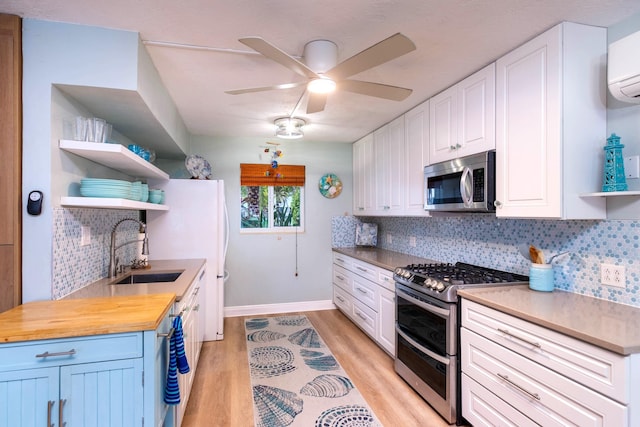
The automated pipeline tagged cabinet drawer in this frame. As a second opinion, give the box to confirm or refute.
[0,333,143,371]
[461,327,626,427]
[462,373,538,427]
[351,259,378,282]
[351,299,376,339]
[333,286,353,314]
[333,253,354,270]
[377,269,395,292]
[351,275,378,310]
[461,299,627,404]
[333,265,353,292]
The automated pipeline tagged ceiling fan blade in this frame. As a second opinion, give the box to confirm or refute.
[338,80,412,101]
[225,81,307,95]
[325,33,416,80]
[306,92,327,114]
[239,37,319,79]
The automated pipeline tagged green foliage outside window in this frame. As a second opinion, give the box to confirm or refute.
[241,185,303,230]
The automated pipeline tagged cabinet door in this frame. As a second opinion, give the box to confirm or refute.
[429,85,458,164]
[495,25,562,218]
[0,367,59,427]
[377,287,395,356]
[387,116,405,213]
[373,126,390,213]
[60,358,143,427]
[352,133,375,214]
[404,100,430,216]
[457,63,495,157]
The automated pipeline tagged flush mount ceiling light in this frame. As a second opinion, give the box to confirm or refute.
[274,117,306,139]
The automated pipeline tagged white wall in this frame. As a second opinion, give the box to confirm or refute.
[189,136,352,308]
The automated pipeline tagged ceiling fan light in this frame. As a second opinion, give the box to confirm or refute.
[274,117,305,139]
[307,77,336,94]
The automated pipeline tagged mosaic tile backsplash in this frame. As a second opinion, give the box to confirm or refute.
[332,215,640,308]
[53,208,141,299]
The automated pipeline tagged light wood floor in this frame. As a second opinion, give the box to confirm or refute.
[181,309,453,427]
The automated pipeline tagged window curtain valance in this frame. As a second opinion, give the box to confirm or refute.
[240,163,306,186]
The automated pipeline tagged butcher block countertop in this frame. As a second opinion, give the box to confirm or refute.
[459,285,640,355]
[333,247,438,271]
[0,293,175,344]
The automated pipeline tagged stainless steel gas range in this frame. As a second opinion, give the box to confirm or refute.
[393,262,528,424]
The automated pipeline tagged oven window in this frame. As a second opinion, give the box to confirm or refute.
[426,172,463,205]
[397,334,448,400]
[396,293,448,357]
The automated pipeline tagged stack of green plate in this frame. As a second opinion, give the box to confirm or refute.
[80,178,132,199]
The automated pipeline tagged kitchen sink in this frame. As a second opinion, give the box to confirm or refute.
[114,271,183,285]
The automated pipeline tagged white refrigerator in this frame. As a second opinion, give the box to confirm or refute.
[146,179,228,341]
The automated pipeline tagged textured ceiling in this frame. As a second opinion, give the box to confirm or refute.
[3,0,640,143]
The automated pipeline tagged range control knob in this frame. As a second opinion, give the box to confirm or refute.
[435,282,446,292]
[403,271,412,279]
[394,267,403,275]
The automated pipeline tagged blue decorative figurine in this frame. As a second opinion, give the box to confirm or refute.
[602,133,628,192]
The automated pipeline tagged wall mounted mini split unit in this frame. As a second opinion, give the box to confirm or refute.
[608,30,640,103]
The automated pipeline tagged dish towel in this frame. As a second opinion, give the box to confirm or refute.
[164,316,191,405]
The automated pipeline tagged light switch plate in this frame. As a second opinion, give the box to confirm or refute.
[624,155,639,179]
[80,226,91,246]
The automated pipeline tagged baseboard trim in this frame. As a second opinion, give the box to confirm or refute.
[225,300,336,317]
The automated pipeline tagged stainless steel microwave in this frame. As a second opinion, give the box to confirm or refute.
[424,150,496,212]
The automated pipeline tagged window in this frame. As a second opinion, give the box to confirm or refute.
[240,164,305,233]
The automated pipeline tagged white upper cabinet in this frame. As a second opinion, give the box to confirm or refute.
[353,133,375,214]
[404,100,430,216]
[373,116,405,214]
[430,63,496,164]
[494,22,606,219]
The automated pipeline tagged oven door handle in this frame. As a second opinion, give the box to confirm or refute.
[396,288,450,319]
[396,325,450,366]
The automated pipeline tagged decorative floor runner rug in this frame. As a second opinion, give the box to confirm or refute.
[245,315,382,427]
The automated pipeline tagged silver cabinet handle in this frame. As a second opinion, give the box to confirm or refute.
[193,286,200,296]
[47,400,55,427]
[356,266,368,273]
[336,257,345,262]
[356,311,367,321]
[36,349,76,358]
[336,275,345,281]
[494,200,502,207]
[497,328,541,349]
[59,398,67,427]
[158,327,175,339]
[194,304,200,312]
[355,287,368,294]
[496,373,541,401]
[450,145,456,150]
[336,296,345,302]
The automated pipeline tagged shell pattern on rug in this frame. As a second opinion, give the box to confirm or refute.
[303,354,340,371]
[248,330,287,343]
[253,384,304,427]
[250,346,297,378]
[288,327,322,348]
[300,349,324,358]
[300,374,354,398]
[246,318,270,330]
[275,315,309,326]
[314,404,377,427]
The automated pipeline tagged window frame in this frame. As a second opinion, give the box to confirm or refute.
[240,184,305,234]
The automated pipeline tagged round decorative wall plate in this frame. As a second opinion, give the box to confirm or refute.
[318,173,342,199]
[185,154,212,179]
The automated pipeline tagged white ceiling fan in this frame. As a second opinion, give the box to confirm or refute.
[225,33,417,114]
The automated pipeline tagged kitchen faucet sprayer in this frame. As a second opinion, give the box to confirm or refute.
[109,218,149,278]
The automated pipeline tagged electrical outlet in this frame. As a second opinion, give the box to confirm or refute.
[409,236,417,247]
[80,226,91,246]
[387,233,393,244]
[601,263,626,288]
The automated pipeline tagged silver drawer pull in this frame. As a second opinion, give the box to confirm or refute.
[356,266,368,273]
[194,304,200,311]
[497,328,541,349]
[36,349,76,358]
[158,327,175,339]
[336,275,345,281]
[356,287,368,294]
[496,373,541,401]
[336,296,345,302]
[356,311,367,320]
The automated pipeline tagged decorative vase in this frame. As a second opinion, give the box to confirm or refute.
[602,133,628,192]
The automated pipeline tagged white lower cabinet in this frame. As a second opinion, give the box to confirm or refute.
[332,252,395,356]
[460,299,636,427]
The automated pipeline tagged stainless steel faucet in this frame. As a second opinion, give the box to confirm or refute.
[109,218,149,278]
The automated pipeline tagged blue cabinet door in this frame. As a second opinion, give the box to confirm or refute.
[60,358,143,427]
[0,367,59,427]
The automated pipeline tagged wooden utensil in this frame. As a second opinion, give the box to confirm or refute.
[529,245,545,264]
